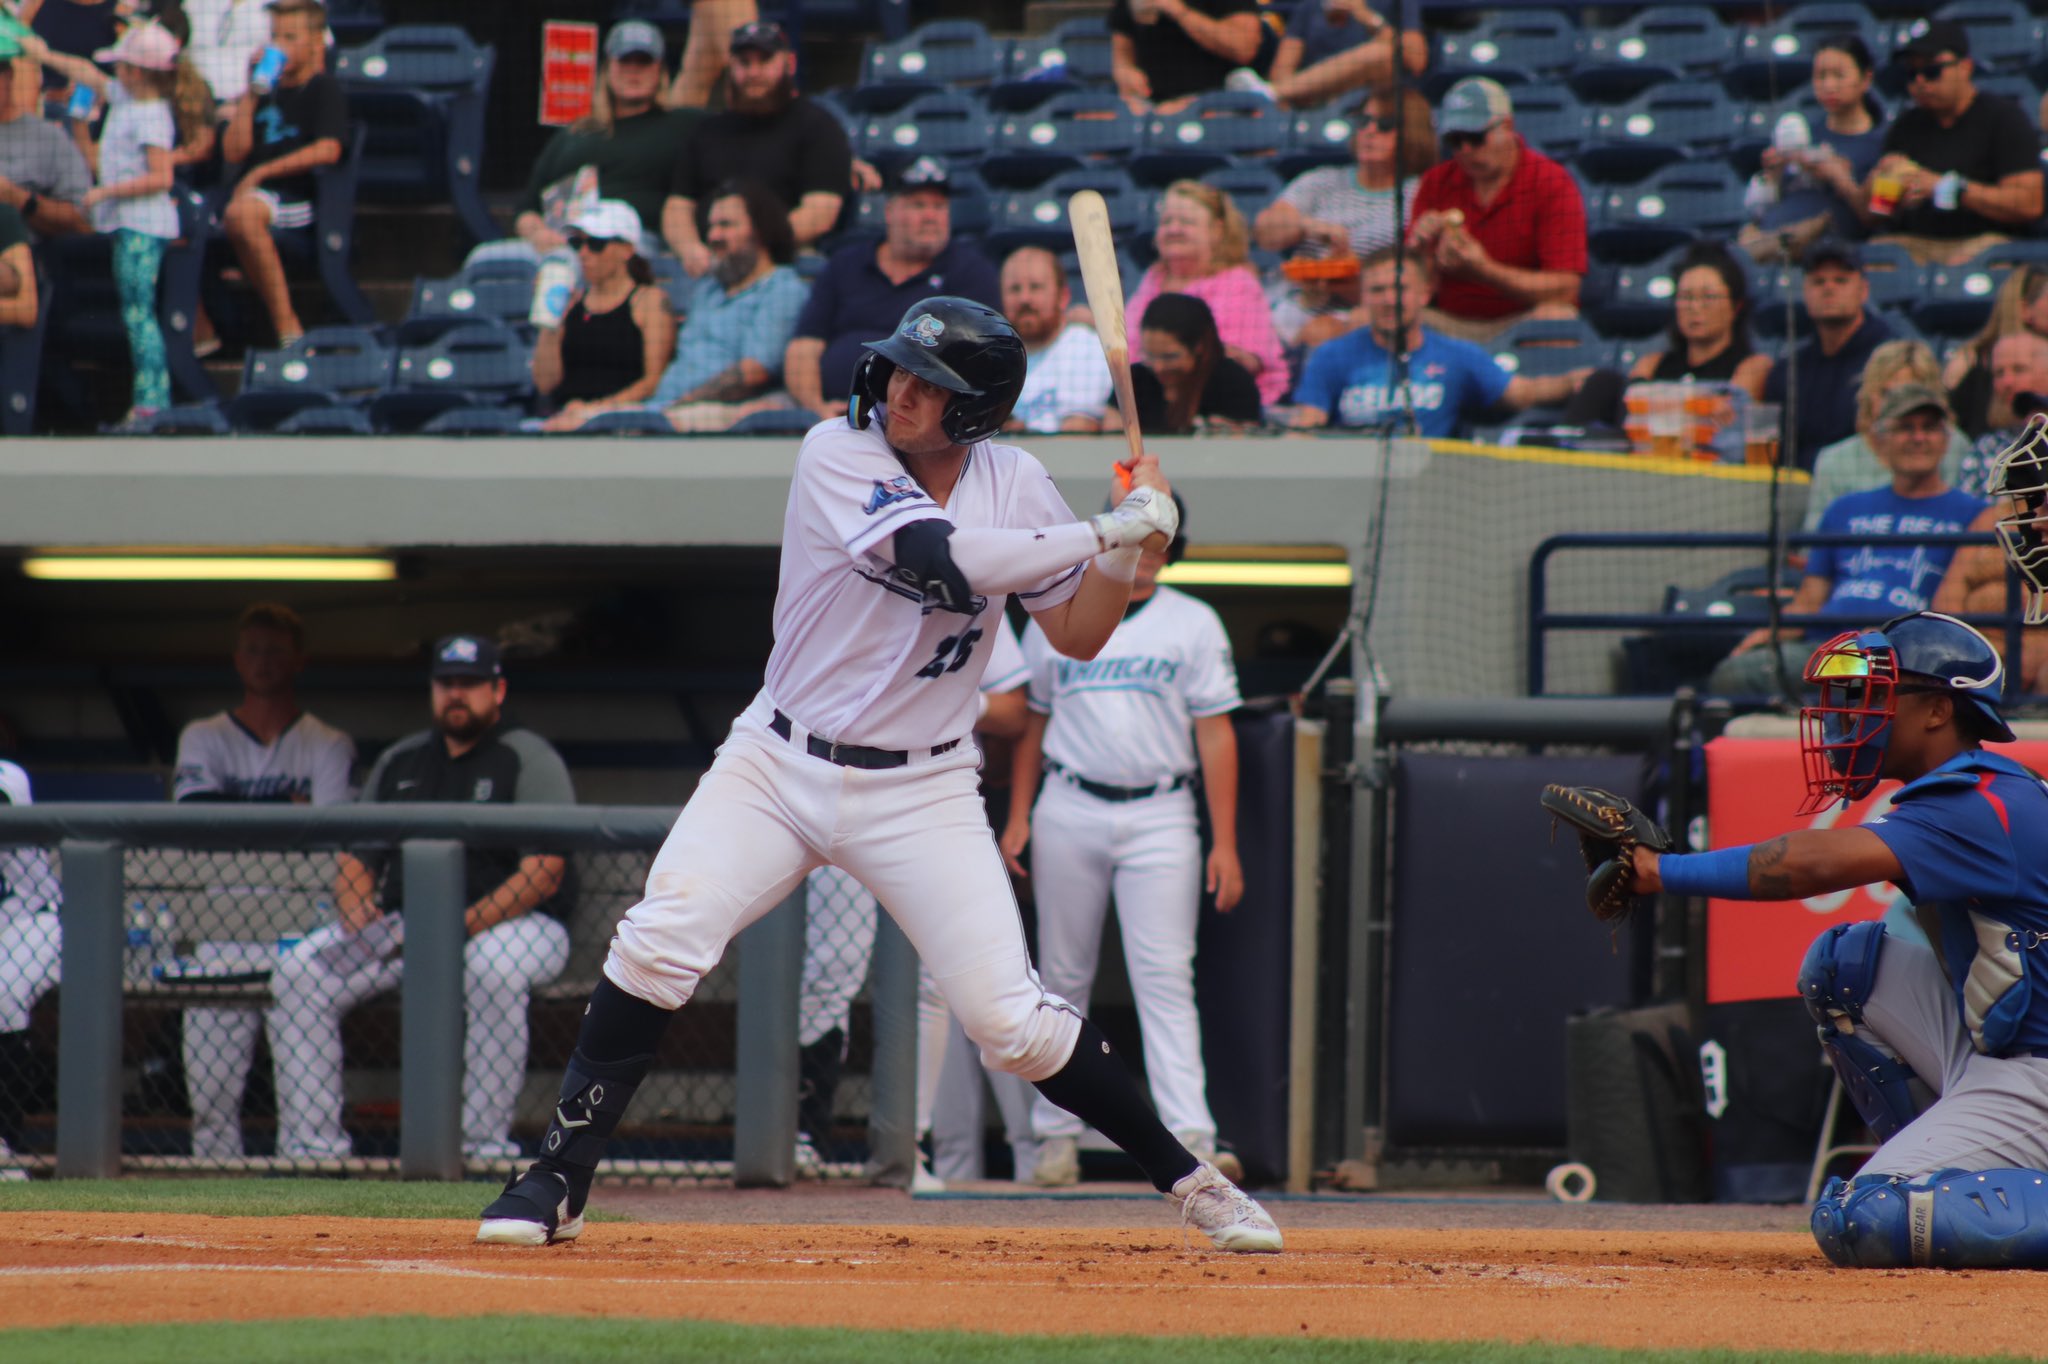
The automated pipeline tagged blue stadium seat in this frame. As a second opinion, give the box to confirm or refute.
[1857,241,1936,315]
[1973,72,2043,115]
[227,388,352,432]
[410,260,539,335]
[1434,9,1580,80]
[1586,243,1697,337]
[1278,102,1358,179]
[275,404,375,435]
[728,406,823,435]
[994,17,1112,110]
[324,0,384,44]
[987,168,1146,256]
[1201,165,1286,230]
[1489,315,1609,378]
[1915,261,2020,337]
[984,90,1141,187]
[761,0,910,43]
[566,409,677,435]
[243,326,395,399]
[334,26,498,244]
[1589,161,1748,262]
[391,319,533,400]
[243,121,376,329]
[0,259,49,436]
[1507,86,1593,161]
[855,20,1002,112]
[1727,4,1882,103]
[1132,91,1284,184]
[859,92,994,174]
[1934,0,2044,74]
[116,403,231,435]
[1578,81,1745,183]
[1573,6,1737,104]
[159,188,221,404]
[385,395,509,434]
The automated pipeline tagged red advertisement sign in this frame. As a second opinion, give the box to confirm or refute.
[539,22,600,128]
[1703,736,2048,1004]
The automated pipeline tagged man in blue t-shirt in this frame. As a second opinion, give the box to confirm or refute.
[1708,383,1986,695]
[1291,247,1589,438]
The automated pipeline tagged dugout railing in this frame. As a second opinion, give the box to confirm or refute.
[0,804,923,1187]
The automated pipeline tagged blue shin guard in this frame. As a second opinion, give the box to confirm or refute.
[1799,921,1924,1140]
[1813,1168,2048,1268]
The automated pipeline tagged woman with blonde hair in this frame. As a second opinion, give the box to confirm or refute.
[1128,180,1290,405]
[1942,265,2048,439]
[1803,338,1970,529]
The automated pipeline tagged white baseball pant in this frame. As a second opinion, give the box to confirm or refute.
[0,912,60,1034]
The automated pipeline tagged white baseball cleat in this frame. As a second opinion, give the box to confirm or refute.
[1033,1135,1079,1187]
[476,1167,585,1246]
[1169,1162,1283,1253]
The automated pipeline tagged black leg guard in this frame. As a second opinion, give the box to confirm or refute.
[477,1048,653,1246]
[797,1027,845,1149]
[1032,1019,1200,1192]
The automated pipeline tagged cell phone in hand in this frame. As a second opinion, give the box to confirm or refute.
[65,84,98,120]
[251,44,287,93]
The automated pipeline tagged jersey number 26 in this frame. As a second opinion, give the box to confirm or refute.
[916,629,983,679]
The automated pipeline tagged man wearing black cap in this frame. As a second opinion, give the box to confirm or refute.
[783,156,1000,422]
[1864,19,2042,266]
[660,21,852,274]
[267,634,578,1163]
[1763,239,1892,470]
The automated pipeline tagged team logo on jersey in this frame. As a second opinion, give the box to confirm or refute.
[473,777,494,801]
[901,313,946,347]
[864,474,924,515]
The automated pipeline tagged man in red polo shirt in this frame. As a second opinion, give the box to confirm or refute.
[1407,77,1588,343]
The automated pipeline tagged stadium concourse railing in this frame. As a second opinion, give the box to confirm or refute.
[0,804,924,1187]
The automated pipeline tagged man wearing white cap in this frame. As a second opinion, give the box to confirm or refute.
[531,198,674,432]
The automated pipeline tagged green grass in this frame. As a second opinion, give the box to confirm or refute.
[0,1318,2017,1364]
[1,1177,624,1221]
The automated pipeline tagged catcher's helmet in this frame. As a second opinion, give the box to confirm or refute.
[851,297,1027,445]
[1989,411,2048,624]
[1798,611,2013,812]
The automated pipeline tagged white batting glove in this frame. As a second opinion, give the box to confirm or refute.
[1089,485,1179,551]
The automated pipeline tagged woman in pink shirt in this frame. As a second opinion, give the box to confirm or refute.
[1128,181,1288,407]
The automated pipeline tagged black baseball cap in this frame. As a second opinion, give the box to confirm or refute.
[729,20,790,55]
[430,634,502,680]
[1897,19,1969,63]
[2015,391,2048,420]
[1803,238,1863,272]
[888,155,952,196]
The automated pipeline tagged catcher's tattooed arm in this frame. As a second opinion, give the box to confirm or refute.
[1631,829,1904,899]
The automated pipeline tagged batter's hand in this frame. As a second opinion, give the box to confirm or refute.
[1124,450,1170,497]
[999,816,1031,878]
[1207,846,1244,912]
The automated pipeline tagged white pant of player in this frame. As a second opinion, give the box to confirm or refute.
[1852,932,2048,1179]
[265,916,569,1158]
[0,911,61,1034]
[1028,779,1215,1144]
[607,702,1083,1085]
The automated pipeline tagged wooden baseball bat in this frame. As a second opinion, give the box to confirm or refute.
[1068,189,1169,553]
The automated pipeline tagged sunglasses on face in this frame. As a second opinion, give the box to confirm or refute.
[567,235,617,252]
[1906,58,1959,82]
[1356,113,1397,133]
[1442,123,1497,151]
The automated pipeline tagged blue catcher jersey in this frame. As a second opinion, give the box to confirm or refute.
[1864,750,2048,1056]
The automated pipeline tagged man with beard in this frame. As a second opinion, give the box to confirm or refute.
[660,21,851,274]
[785,157,1000,423]
[1002,246,1113,434]
[650,179,809,432]
[267,635,576,1163]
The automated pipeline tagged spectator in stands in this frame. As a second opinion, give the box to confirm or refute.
[20,0,118,94]
[1292,246,1589,437]
[1107,292,1263,433]
[1955,332,2048,498]
[661,21,850,273]
[27,25,182,428]
[0,202,35,328]
[269,634,576,1162]
[184,0,274,106]
[1130,180,1288,405]
[1001,245,1113,434]
[514,22,699,258]
[1252,0,1427,110]
[784,156,998,423]
[0,22,93,240]
[1762,239,1893,470]
[1804,339,1969,532]
[1862,20,2042,267]
[1622,241,1771,399]
[1110,0,1260,116]
[1942,265,2048,440]
[1934,379,2048,687]
[530,200,674,433]
[171,602,356,1162]
[149,5,221,174]
[1407,78,1586,343]
[652,180,808,433]
[208,0,345,349]
[661,0,756,111]
[1738,37,1887,264]
[0,758,61,1180]
[1708,383,1984,695]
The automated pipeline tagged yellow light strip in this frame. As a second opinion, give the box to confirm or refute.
[21,557,397,582]
[1158,561,1353,588]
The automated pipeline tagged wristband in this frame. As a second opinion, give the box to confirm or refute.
[1657,846,1753,900]
[1092,545,1141,582]
[1933,172,1964,211]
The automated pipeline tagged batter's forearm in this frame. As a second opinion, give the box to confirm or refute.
[947,523,1102,594]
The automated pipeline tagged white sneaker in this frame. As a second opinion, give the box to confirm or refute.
[794,1137,824,1180]
[1033,1135,1079,1187]
[911,1155,945,1194]
[1169,1162,1283,1253]
[0,1136,27,1182]
[1224,67,1279,104]
[1178,1130,1245,1184]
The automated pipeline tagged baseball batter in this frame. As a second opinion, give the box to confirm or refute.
[478,296,1281,1252]
[0,761,60,1177]
[1001,501,1247,1186]
[1612,612,2048,1268]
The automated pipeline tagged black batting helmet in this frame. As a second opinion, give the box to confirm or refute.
[851,297,1027,445]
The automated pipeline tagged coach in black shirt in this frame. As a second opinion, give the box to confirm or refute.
[660,21,852,274]
[1864,20,2043,265]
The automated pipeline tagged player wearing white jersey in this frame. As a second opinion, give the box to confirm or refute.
[479,296,1280,1252]
[0,760,61,1177]
[1001,505,1246,1186]
[172,604,357,1161]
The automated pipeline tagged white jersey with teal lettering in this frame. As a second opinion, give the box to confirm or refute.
[0,760,58,916]
[762,419,1083,753]
[1023,585,1240,786]
[171,712,356,805]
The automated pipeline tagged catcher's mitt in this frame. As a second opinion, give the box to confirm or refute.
[1539,784,1675,921]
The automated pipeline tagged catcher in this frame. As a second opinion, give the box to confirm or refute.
[1546,611,2048,1269]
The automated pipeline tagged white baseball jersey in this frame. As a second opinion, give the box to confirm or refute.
[172,712,356,805]
[983,611,1028,695]
[763,420,1083,752]
[1024,586,1241,786]
[0,760,58,916]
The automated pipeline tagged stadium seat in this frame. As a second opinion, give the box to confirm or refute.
[275,404,375,435]
[1433,9,1580,80]
[759,0,910,43]
[1586,242,1697,337]
[986,168,1145,256]
[242,327,395,399]
[334,26,498,244]
[160,187,221,404]
[0,259,50,436]
[994,16,1112,110]
[1506,86,1593,162]
[1589,161,1748,262]
[381,394,507,434]
[226,388,351,432]
[1726,3,1882,103]
[566,409,677,435]
[1915,261,2019,337]
[1573,6,1737,104]
[279,121,377,328]
[1201,165,1286,229]
[391,319,533,401]
[409,260,540,336]
[1854,241,1934,315]
[855,20,1001,112]
[858,92,994,175]
[324,0,384,44]
[1972,72,2044,114]
[1489,315,1609,378]
[1933,0,2044,74]
[1278,102,1357,180]
[1132,92,1284,184]
[984,90,1141,188]
[116,403,231,435]
[1578,82,1745,184]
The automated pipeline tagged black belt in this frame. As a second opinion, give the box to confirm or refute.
[771,710,961,769]
[1046,758,1192,802]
